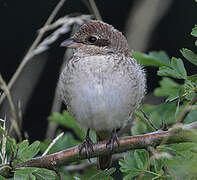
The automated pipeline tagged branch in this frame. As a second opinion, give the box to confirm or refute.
[88,0,102,20]
[15,121,197,169]
[0,75,22,140]
[177,93,197,123]
[0,0,66,105]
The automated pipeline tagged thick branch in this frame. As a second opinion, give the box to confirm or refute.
[15,122,197,169]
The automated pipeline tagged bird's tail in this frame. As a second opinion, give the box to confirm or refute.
[96,131,112,170]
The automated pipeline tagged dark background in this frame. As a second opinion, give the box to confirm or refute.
[0,0,196,140]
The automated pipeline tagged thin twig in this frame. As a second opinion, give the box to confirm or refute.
[0,75,22,141]
[141,110,158,131]
[45,16,91,139]
[177,93,197,123]
[1,116,7,164]
[15,121,197,170]
[88,0,102,20]
[0,0,66,105]
[42,132,64,157]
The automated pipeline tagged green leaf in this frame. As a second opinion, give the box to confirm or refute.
[134,150,148,170]
[158,57,187,79]
[154,77,182,102]
[40,133,79,154]
[0,175,7,180]
[33,168,57,180]
[181,48,197,66]
[149,102,181,126]
[159,143,197,179]
[14,168,36,180]
[191,24,197,37]
[88,168,116,180]
[48,111,85,140]
[132,51,170,67]
[152,159,166,173]
[119,152,139,173]
[119,150,149,178]
[0,126,17,153]
[187,74,197,83]
[16,141,40,163]
[14,168,56,180]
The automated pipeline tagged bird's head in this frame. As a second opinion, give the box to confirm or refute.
[61,20,130,56]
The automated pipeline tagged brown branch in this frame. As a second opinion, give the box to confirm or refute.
[15,121,197,170]
[177,93,197,123]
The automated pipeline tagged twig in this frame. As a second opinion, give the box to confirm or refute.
[15,121,197,170]
[34,15,91,55]
[0,75,22,141]
[0,116,7,164]
[177,93,197,123]
[42,132,64,157]
[0,0,66,105]
[141,110,158,131]
[88,0,102,20]
[45,16,91,139]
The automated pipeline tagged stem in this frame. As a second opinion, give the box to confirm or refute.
[14,121,197,170]
[177,93,197,123]
[0,0,66,105]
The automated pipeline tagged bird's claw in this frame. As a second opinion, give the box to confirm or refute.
[78,129,94,162]
[106,129,120,152]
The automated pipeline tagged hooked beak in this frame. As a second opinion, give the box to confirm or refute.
[60,38,80,48]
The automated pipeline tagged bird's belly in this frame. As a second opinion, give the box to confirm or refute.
[59,55,145,131]
[68,77,134,131]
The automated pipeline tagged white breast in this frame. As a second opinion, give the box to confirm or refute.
[59,55,145,131]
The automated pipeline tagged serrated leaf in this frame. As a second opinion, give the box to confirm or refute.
[154,77,182,102]
[119,151,141,174]
[48,111,85,140]
[149,102,181,126]
[191,24,197,37]
[134,150,148,170]
[17,141,40,163]
[17,140,29,155]
[40,133,79,154]
[88,168,115,180]
[14,168,56,180]
[33,168,57,180]
[14,168,36,180]
[0,175,7,180]
[132,51,170,67]
[187,74,197,83]
[158,57,187,79]
[181,48,197,66]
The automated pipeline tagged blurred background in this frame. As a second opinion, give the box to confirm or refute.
[0,0,196,141]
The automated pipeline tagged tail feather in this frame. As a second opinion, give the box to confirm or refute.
[98,154,112,170]
[96,130,112,170]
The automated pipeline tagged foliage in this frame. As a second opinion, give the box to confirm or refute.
[1,6,197,180]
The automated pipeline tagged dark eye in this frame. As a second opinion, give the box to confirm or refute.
[87,36,97,43]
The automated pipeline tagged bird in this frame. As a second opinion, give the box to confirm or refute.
[59,20,146,170]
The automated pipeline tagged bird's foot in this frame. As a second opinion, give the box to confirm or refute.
[106,129,120,152]
[78,129,94,162]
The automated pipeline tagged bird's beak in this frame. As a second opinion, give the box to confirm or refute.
[60,38,80,48]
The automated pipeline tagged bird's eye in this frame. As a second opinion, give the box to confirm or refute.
[87,36,97,43]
